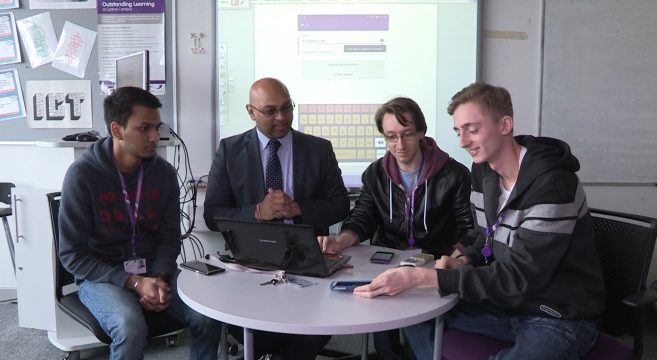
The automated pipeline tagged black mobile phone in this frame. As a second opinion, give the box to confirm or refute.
[329,280,372,292]
[370,251,394,264]
[180,260,225,275]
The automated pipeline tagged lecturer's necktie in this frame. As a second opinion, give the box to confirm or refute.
[265,139,283,191]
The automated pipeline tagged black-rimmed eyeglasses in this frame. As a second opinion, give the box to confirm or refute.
[249,101,295,117]
[383,132,418,144]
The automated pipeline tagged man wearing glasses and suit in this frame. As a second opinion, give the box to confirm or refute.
[204,77,349,360]
[318,97,475,360]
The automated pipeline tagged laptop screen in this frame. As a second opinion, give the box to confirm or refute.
[214,218,349,277]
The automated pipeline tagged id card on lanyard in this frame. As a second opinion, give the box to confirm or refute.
[117,164,147,274]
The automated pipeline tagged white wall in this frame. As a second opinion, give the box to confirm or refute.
[481,0,543,136]
[175,0,216,178]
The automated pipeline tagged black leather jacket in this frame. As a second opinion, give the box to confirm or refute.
[341,138,475,257]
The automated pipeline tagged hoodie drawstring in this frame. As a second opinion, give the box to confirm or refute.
[388,179,393,223]
[423,179,428,233]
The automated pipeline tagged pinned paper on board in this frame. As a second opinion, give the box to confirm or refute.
[0,68,26,122]
[26,80,92,129]
[0,0,19,10]
[29,0,95,9]
[52,21,97,78]
[16,12,58,68]
[0,12,21,65]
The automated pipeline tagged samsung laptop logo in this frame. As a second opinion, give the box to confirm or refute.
[258,238,278,244]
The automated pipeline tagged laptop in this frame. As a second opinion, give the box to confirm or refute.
[214,218,351,277]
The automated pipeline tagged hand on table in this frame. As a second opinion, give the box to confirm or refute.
[353,266,437,298]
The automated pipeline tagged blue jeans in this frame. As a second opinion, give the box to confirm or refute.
[79,270,222,360]
[403,302,598,360]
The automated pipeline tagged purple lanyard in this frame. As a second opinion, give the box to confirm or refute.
[403,160,423,248]
[404,190,417,248]
[482,212,504,264]
[116,164,144,257]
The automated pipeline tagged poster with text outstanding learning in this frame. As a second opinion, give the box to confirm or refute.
[16,12,58,68]
[53,21,97,78]
[30,0,96,9]
[0,12,21,65]
[26,80,92,129]
[97,0,166,95]
[0,69,25,122]
[0,0,19,10]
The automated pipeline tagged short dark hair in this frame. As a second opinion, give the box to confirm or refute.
[447,82,513,120]
[104,87,162,134]
[374,97,427,135]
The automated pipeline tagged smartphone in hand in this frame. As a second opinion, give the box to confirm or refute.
[329,280,372,292]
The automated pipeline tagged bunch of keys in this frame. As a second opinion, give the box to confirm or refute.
[259,273,286,286]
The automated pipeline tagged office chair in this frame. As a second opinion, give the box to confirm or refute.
[0,182,15,274]
[441,208,657,360]
[47,192,185,360]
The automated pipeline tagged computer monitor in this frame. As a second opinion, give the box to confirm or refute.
[115,50,149,91]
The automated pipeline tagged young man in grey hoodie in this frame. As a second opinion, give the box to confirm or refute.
[58,87,221,360]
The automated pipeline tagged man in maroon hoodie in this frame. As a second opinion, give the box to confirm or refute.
[318,97,475,360]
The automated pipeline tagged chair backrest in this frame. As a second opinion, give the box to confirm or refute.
[46,192,76,300]
[590,208,657,338]
[0,182,15,206]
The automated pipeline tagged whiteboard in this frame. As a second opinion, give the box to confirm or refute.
[0,1,175,141]
[540,0,657,184]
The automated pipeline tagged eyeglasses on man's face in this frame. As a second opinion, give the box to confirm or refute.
[383,131,418,144]
[249,101,295,117]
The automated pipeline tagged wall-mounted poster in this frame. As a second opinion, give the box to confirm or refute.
[52,21,97,78]
[29,0,95,10]
[26,80,92,128]
[0,12,21,65]
[0,0,19,10]
[97,0,165,95]
[0,68,26,122]
[16,12,57,68]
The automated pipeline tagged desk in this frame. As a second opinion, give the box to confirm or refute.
[178,246,458,360]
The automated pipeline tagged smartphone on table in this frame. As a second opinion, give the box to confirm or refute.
[329,280,372,292]
[180,260,225,275]
[370,251,394,264]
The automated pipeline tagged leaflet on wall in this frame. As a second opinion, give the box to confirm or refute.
[16,12,58,68]
[97,0,166,95]
[0,12,21,65]
[26,80,92,129]
[0,69,26,122]
[52,21,97,78]
[29,0,95,9]
[0,0,19,10]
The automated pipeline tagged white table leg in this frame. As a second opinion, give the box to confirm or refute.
[244,327,254,360]
[433,315,445,360]
[361,333,369,360]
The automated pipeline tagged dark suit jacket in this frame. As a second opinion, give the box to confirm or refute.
[204,128,349,235]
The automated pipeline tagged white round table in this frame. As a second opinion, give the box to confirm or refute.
[178,245,458,360]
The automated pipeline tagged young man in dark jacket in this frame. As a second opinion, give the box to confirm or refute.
[59,87,221,359]
[318,97,475,360]
[352,83,605,360]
